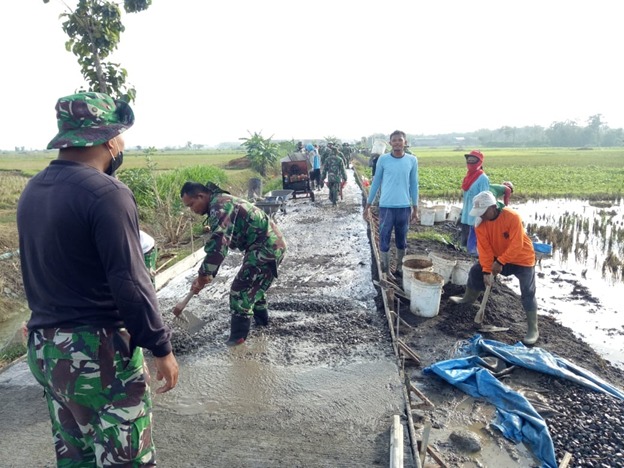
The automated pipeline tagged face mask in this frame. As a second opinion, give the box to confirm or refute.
[106,140,124,176]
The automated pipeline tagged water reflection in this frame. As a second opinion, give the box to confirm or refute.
[520,198,624,284]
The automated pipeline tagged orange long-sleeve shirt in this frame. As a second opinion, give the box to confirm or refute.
[475,208,535,273]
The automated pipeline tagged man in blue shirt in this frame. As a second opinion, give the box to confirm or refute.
[363,130,419,277]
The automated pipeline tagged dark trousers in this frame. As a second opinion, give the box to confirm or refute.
[467,262,537,312]
[378,207,410,252]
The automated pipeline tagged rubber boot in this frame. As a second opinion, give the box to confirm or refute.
[394,249,406,278]
[253,309,269,327]
[449,287,480,305]
[523,309,539,345]
[380,251,390,275]
[225,314,251,347]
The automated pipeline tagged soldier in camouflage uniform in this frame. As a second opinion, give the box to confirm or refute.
[180,181,287,346]
[17,92,178,467]
[321,148,348,206]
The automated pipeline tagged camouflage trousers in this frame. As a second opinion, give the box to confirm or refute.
[327,182,340,205]
[27,327,155,467]
[230,247,285,317]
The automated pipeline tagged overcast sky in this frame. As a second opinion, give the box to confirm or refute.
[2,0,622,150]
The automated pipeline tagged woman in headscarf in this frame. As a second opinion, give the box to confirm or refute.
[459,150,489,254]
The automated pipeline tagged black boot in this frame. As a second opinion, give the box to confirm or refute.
[225,314,251,347]
[253,309,269,327]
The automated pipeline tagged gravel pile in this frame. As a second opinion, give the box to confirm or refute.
[542,376,624,467]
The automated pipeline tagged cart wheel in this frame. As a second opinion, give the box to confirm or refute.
[310,191,315,202]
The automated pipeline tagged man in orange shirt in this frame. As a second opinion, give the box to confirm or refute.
[450,191,539,345]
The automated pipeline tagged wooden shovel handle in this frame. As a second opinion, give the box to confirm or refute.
[172,291,195,316]
[474,284,492,324]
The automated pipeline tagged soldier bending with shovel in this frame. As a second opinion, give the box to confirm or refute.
[180,181,287,346]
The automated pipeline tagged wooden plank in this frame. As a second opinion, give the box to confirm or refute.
[389,415,403,468]
[388,310,413,329]
[419,424,431,467]
[559,452,573,468]
[397,339,421,365]
[427,445,449,468]
[409,382,435,408]
[374,278,410,301]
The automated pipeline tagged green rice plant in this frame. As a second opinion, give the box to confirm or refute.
[0,173,28,210]
[407,229,454,245]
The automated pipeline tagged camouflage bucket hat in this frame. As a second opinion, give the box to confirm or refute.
[47,92,135,149]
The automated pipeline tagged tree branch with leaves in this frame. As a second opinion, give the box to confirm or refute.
[43,0,152,102]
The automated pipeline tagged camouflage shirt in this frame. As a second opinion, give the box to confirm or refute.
[321,153,348,184]
[199,194,287,276]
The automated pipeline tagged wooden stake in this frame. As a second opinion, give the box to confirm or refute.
[559,452,573,468]
[427,445,449,468]
[419,424,431,467]
[409,382,435,408]
[397,339,421,365]
[389,415,403,468]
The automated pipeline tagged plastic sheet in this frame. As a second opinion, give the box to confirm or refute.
[457,335,624,400]
[424,335,624,467]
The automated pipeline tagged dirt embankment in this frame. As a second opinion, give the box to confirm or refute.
[381,218,624,467]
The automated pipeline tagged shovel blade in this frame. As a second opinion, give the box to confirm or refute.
[176,310,207,334]
[478,325,510,333]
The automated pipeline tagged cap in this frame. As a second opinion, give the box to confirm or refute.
[502,181,514,192]
[464,150,484,162]
[469,191,497,218]
[47,92,134,149]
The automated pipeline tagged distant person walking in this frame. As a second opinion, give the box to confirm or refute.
[363,130,418,277]
[460,150,489,255]
[306,143,322,190]
[180,181,287,346]
[17,92,178,467]
[321,146,348,206]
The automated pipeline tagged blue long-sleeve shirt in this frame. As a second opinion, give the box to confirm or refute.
[460,173,490,226]
[367,153,418,208]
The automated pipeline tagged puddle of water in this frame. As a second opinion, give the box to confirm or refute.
[509,199,624,368]
[425,198,624,367]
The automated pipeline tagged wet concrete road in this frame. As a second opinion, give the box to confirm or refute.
[0,172,414,467]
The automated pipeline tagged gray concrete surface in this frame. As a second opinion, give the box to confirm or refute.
[0,172,415,467]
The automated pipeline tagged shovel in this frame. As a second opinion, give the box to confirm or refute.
[172,291,207,334]
[474,283,492,324]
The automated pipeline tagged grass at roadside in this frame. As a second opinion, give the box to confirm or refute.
[0,343,26,370]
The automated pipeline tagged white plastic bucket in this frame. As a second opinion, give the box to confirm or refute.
[372,140,387,154]
[410,271,445,317]
[429,252,457,284]
[451,259,473,286]
[447,205,462,223]
[402,255,434,294]
[432,205,446,223]
[420,208,435,226]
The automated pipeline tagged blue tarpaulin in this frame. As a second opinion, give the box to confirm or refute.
[424,335,624,468]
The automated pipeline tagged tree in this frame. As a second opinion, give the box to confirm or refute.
[586,114,605,147]
[239,132,280,177]
[43,0,152,102]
